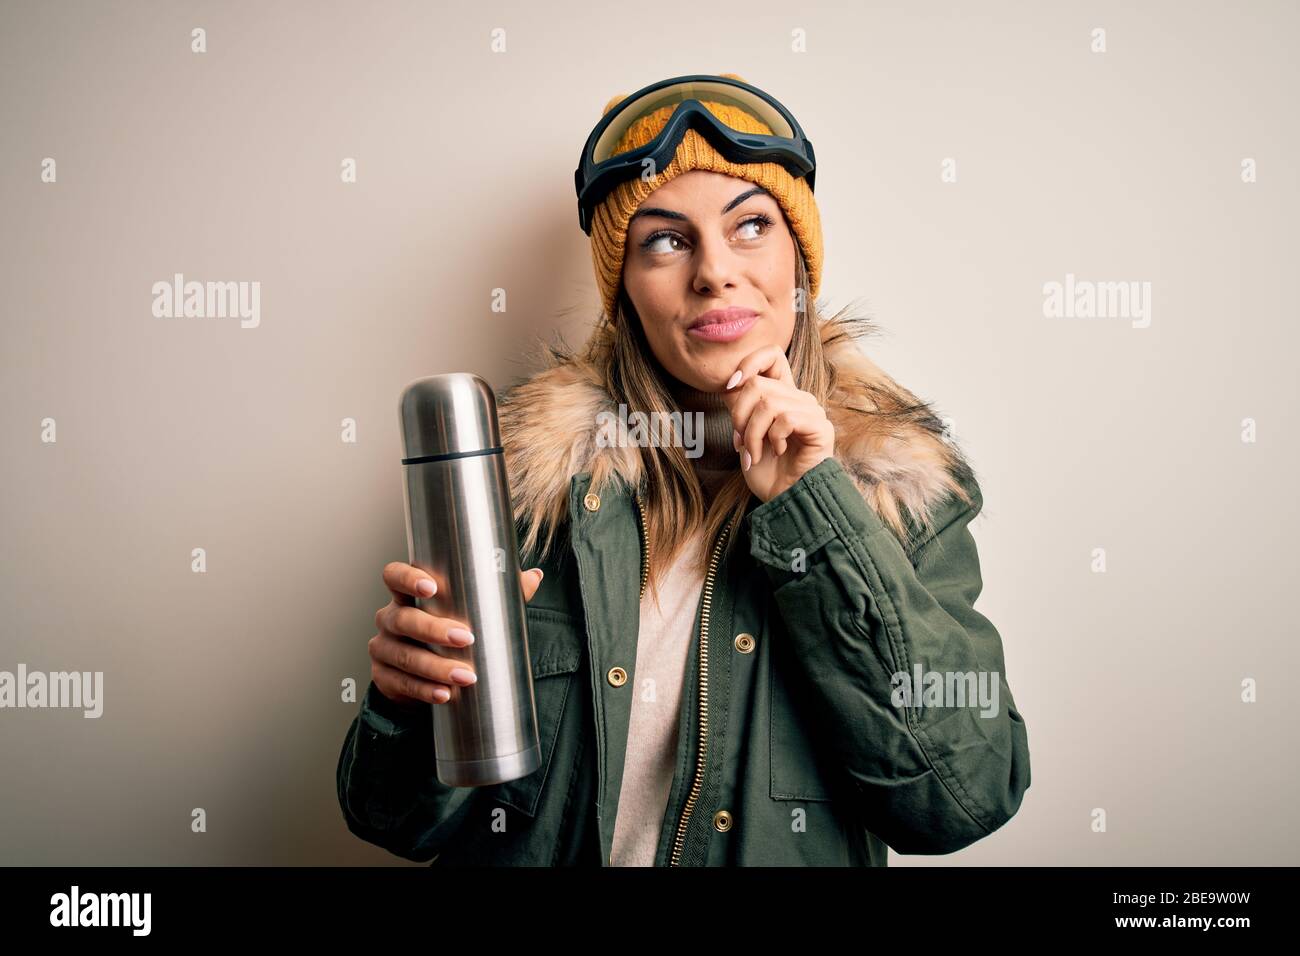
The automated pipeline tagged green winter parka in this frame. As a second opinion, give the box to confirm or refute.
[336,314,1031,866]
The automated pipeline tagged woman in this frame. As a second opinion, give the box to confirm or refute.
[337,73,1031,866]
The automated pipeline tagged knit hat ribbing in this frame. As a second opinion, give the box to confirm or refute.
[587,74,823,321]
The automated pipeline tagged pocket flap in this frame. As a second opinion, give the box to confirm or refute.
[525,606,583,677]
[492,606,584,818]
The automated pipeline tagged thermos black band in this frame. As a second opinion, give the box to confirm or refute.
[401,446,503,466]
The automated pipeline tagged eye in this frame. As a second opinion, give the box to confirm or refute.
[736,213,775,240]
[640,230,688,254]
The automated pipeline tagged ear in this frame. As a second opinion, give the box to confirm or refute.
[602,92,629,117]
[718,72,747,83]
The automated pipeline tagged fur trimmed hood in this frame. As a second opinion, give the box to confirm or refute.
[497,311,976,561]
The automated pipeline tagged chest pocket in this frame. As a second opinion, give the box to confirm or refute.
[492,605,584,817]
[768,632,835,803]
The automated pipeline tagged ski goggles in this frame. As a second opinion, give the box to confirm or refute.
[574,74,817,235]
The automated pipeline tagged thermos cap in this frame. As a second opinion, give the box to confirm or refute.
[398,373,502,460]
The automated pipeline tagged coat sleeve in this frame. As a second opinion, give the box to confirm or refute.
[747,455,1031,854]
[336,680,478,862]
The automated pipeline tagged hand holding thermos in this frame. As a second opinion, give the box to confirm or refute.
[369,563,545,711]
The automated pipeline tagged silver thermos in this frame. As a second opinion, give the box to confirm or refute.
[397,372,540,788]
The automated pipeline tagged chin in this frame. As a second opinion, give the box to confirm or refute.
[671,357,723,389]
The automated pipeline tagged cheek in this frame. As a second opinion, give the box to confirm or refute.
[768,241,798,307]
[623,267,683,352]
[627,268,677,326]
[625,258,667,310]
[644,312,685,362]
[641,313,669,345]
[757,237,794,287]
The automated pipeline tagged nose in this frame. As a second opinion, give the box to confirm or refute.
[691,231,741,300]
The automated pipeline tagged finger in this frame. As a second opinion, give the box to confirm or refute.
[743,398,782,467]
[722,344,795,395]
[371,632,477,689]
[724,367,811,439]
[379,603,477,648]
[369,678,427,709]
[738,385,807,467]
[383,561,438,607]
[771,408,812,459]
[743,436,775,471]
[769,410,800,457]
[520,567,545,602]
[723,373,773,447]
[755,346,796,385]
[372,657,455,705]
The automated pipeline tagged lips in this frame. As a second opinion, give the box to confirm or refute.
[686,311,759,343]
[689,307,759,329]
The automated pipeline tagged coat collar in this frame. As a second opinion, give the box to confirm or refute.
[498,311,976,560]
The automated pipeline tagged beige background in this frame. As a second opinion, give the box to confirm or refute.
[1,0,1296,865]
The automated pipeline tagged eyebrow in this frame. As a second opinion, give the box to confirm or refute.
[628,186,770,228]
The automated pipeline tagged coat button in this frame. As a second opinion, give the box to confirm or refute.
[713,809,733,832]
[583,492,601,512]
[607,666,627,687]
[734,632,755,653]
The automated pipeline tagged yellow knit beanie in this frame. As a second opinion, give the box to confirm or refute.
[588,73,823,321]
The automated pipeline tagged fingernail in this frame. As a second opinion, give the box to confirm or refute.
[449,667,477,685]
[742,450,752,471]
[447,627,475,646]
[432,687,450,702]
[733,429,742,451]
[417,578,436,597]
[725,370,742,390]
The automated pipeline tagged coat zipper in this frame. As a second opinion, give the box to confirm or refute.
[634,491,649,601]
[669,519,731,866]
[633,489,731,866]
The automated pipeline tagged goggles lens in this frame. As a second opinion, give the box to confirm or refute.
[589,79,797,166]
